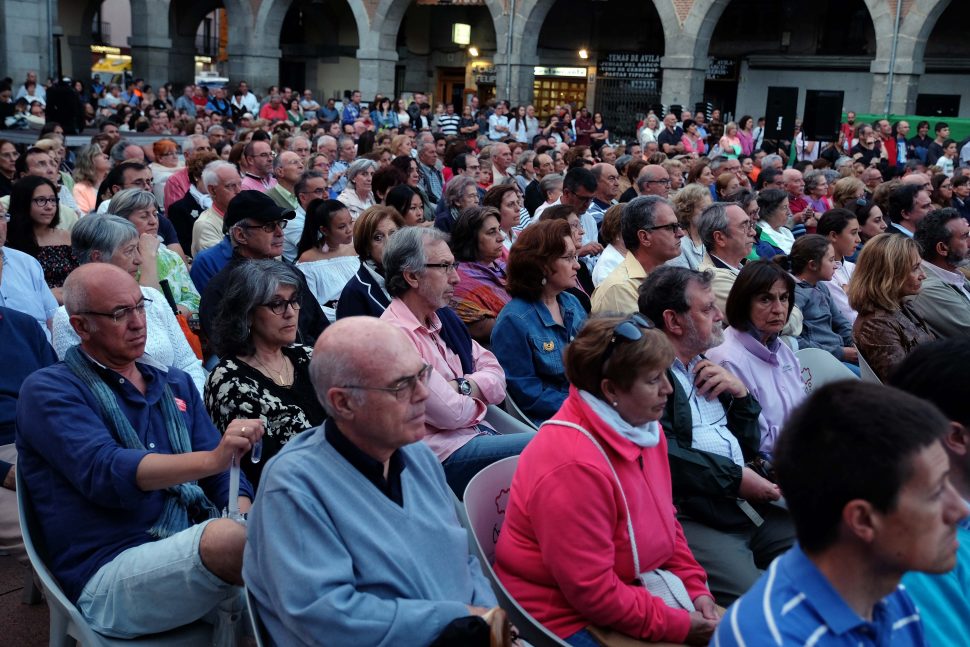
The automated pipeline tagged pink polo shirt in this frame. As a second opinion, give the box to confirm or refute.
[380,299,506,461]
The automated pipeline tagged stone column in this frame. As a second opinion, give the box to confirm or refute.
[129,0,173,88]
[167,35,197,88]
[869,59,923,115]
[0,0,53,84]
[660,54,707,111]
[356,48,398,98]
[493,54,539,106]
[226,46,281,97]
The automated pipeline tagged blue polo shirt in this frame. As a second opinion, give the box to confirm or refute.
[16,356,252,602]
[713,544,927,646]
[0,246,58,341]
[189,236,232,293]
[0,306,56,450]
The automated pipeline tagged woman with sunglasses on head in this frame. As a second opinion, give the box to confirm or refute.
[491,220,587,426]
[495,315,719,647]
[205,260,326,489]
[706,262,804,457]
[5,176,78,303]
[296,199,358,322]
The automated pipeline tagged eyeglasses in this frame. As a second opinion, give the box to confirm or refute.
[32,196,57,207]
[342,363,433,401]
[0,151,20,160]
[646,178,672,186]
[644,222,684,233]
[424,261,460,272]
[300,187,327,197]
[602,314,655,368]
[560,254,579,262]
[261,296,301,315]
[240,219,288,233]
[78,298,151,323]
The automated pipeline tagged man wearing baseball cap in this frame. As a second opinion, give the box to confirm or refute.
[199,191,328,344]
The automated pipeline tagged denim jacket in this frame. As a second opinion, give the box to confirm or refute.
[794,279,853,360]
[491,292,587,425]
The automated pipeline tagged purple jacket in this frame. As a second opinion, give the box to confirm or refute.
[706,327,805,455]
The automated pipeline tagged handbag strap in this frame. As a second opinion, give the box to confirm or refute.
[539,420,640,575]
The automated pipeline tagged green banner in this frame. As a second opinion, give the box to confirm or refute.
[850,114,970,143]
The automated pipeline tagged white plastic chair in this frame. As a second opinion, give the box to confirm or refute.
[858,352,882,383]
[462,456,568,647]
[795,347,859,394]
[485,403,537,435]
[16,469,213,647]
[502,395,540,431]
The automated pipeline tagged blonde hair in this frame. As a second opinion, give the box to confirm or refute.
[847,233,921,314]
[832,176,865,208]
[672,183,711,226]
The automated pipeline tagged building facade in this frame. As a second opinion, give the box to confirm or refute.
[1,0,967,133]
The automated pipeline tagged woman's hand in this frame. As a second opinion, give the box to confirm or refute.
[685,609,718,645]
[138,232,160,259]
[693,595,720,621]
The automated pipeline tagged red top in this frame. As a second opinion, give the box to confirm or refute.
[494,387,710,642]
[259,104,288,122]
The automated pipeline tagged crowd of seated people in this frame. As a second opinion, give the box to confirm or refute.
[2,83,970,645]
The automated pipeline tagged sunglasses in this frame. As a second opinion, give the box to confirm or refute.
[602,314,655,368]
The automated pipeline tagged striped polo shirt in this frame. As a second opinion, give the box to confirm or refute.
[713,544,926,647]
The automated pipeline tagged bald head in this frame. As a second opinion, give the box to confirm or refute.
[636,164,670,197]
[63,263,138,316]
[901,173,932,192]
[782,169,805,197]
[592,163,620,201]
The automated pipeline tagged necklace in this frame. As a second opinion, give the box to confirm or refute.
[251,352,291,386]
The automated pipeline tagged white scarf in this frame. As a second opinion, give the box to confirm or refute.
[579,390,661,448]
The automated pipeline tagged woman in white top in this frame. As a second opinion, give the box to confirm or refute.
[395,98,411,127]
[335,159,377,221]
[533,172,563,220]
[53,214,206,393]
[755,189,795,257]
[296,198,360,321]
[637,113,661,148]
[591,204,627,287]
[817,208,861,324]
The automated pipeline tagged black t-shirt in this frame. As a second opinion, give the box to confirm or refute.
[618,187,638,203]
[657,127,684,153]
[851,143,881,167]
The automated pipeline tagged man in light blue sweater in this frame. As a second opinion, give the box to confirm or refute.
[244,317,497,646]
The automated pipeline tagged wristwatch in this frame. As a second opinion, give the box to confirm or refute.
[456,378,472,396]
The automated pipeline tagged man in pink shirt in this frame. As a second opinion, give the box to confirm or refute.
[258,93,287,123]
[162,134,213,211]
[240,140,277,193]
[379,226,533,496]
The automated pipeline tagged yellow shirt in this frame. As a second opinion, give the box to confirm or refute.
[591,251,647,315]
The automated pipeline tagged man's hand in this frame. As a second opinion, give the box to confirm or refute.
[685,610,718,645]
[209,418,265,472]
[2,465,14,491]
[842,347,859,363]
[692,360,748,400]
[466,605,491,617]
[739,467,781,503]
[578,242,603,257]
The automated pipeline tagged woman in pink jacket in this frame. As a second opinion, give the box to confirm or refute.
[494,316,719,646]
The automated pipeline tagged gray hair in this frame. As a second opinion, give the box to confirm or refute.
[384,226,450,298]
[821,168,840,186]
[210,260,304,357]
[110,138,139,164]
[445,175,478,208]
[515,150,537,176]
[337,135,355,150]
[107,188,157,220]
[539,172,563,196]
[183,134,208,156]
[294,170,325,196]
[622,195,671,251]
[761,154,782,170]
[288,136,310,151]
[206,125,225,136]
[804,169,827,193]
[70,214,138,265]
[698,202,732,252]
[709,155,728,174]
[202,160,235,190]
[346,158,378,186]
[316,135,336,151]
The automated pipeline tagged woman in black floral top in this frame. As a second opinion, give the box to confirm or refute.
[204,260,326,488]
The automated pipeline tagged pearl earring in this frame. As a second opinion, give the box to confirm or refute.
[541,277,547,285]
[612,401,618,407]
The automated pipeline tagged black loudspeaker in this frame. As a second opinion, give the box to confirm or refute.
[802,90,845,141]
[764,87,799,139]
